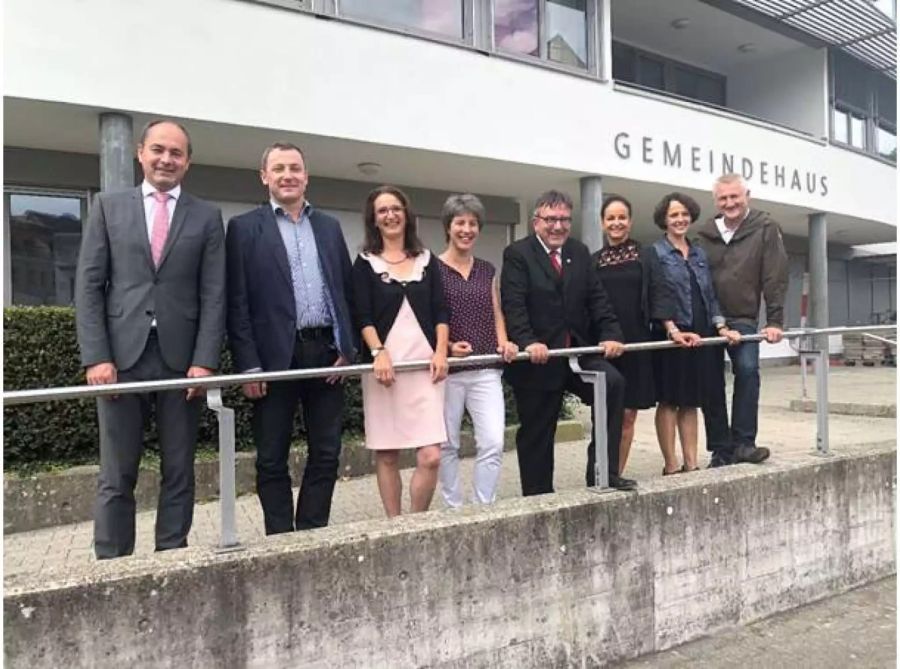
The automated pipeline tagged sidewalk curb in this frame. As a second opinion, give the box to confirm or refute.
[3,420,584,534]
[788,399,896,418]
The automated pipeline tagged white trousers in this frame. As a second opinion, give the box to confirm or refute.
[440,368,505,507]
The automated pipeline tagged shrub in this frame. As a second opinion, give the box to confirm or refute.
[4,307,570,470]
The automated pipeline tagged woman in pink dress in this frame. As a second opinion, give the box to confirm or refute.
[352,185,450,517]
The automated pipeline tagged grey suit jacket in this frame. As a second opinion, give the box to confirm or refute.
[75,186,226,373]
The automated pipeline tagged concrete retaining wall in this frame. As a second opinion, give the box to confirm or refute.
[3,421,584,534]
[4,444,895,668]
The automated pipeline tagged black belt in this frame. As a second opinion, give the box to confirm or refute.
[296,326,332,342]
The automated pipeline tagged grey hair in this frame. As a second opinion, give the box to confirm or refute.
[533,190,573,216]
[441,193,485,241]
[713,173,748,193]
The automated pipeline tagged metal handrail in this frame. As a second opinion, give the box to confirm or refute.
[4,323,894,551]
[3,324,894,405]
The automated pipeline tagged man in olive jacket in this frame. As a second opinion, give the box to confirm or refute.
[695,173,789,467]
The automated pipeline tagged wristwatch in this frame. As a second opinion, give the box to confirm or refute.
[666,328,680,340]
[371,347,385,358]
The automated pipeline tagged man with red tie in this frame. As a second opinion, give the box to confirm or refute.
[500,190,636,494]
[75,120,226,559]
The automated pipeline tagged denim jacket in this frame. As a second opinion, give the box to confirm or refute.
[647,236,726,331]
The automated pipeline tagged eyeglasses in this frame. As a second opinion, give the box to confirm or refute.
[535,215,572,226]
[375,205,405,217]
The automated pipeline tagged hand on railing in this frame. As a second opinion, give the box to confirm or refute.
[497,340,519,363]
[761,326,784,343]
[600,340,625,358]
[525,342,550,364]
[373,349,395,387]
[186,366,214,400]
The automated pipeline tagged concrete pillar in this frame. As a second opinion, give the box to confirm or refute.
[579,176,604,254]
[808,213,829,346]
[99,113,134,193]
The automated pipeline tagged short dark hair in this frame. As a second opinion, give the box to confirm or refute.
[138,119,193,157]
[533,190,573,217]
[601,194,632,219]
[653,192,701,230]
[362,185,425,256]
[441,193,485,242]
[260,142,306,171]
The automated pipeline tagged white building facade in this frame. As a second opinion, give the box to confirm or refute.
[4,0,897,354]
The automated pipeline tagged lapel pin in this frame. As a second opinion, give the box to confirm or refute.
[566,257,572,264]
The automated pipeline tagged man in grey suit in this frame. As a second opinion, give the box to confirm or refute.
[75,119,226,559]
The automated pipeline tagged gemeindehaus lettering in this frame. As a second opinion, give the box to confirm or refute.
[613,132,829,197]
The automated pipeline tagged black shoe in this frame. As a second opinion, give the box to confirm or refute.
[608,474,638,490]
[733,444,770,464]
[708,450,734,468]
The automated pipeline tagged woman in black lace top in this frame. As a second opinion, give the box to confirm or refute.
[592,195,655,475]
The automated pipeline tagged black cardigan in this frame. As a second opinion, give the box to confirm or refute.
[351,251,448,360]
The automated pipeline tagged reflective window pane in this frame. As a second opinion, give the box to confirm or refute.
[9,194,83,306]
[850,114,867,149]
[546,0,586,69]
[612,42,636,82]
[494,0,539,56]
[340,0,463,40]
[832,108,849,144]
[877,125,897,161]
[637,56,665,90]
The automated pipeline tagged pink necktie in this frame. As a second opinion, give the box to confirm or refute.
[150,191,170,268]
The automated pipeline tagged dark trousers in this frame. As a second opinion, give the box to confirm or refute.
[702,322,761,453]
[513,356,625,496]
[252,337,343,534]
[94,331,202,559]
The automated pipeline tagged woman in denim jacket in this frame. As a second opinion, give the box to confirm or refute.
[646,193,742,475]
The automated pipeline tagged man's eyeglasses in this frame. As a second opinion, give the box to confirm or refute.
[535,215,572,226]
[375,205,405,217]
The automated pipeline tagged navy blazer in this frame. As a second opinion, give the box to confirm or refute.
[226,204,357,372]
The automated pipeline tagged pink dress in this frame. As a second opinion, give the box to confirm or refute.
[361,252,447,450]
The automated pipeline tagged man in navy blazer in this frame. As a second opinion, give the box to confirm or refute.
[226,142,356,534]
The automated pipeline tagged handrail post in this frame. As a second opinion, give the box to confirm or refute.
[568,356,608,489]
[207,388,241,550]
[815,346,830,456]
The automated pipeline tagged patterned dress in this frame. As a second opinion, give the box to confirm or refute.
[593,240,656,410]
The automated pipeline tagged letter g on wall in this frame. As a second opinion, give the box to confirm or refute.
[614,132,631,159]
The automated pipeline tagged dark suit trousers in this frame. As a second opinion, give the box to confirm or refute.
[252,338,343,534]
[94,331,202,559]
[513,355,625,496]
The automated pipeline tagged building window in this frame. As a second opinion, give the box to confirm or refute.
[876,124,897,161]
[338,0,464,41]
[494,0,588,70]
[5,190,88,307]
[494,0,539,56]
[546,0,587,69]
[830,50,896,162]
[612,41,726,107]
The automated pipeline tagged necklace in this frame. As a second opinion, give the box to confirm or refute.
[380,252,408,265]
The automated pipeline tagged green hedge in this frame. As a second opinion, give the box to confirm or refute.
[4,307,541,470]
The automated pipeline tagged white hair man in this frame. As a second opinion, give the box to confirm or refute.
[695,174,789,467]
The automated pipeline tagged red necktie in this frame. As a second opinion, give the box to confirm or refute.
[550,250,562,276]
[550,251,571,346]
[150,191,171,268]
